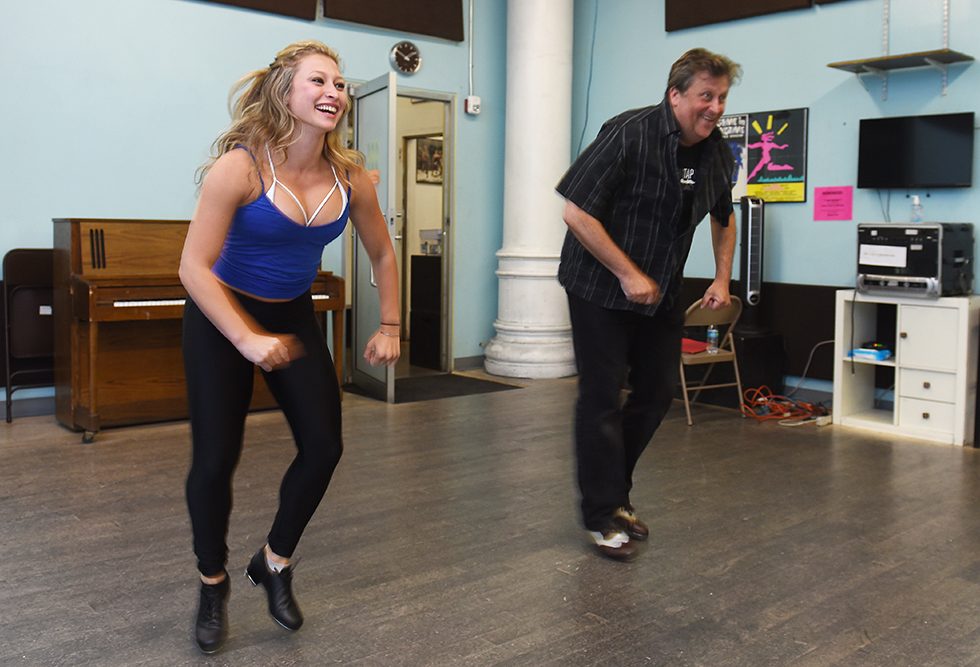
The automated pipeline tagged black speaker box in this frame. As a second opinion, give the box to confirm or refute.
[737,196,766,334]
[735,331,786,396]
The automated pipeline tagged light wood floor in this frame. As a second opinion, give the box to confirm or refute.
[2,376,980,666]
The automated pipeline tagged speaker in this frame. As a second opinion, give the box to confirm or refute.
[737,196,766,334]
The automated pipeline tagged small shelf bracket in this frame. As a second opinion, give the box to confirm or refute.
[922,57,949,95]
[858,65,888,100]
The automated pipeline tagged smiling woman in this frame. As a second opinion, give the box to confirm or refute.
[178,40,401,655]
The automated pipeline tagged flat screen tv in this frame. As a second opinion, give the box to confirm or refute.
[857,112,975,189]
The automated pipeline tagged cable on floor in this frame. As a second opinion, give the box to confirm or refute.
[740,385,830,426]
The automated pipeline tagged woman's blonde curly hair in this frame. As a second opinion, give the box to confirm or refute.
[198,40,362,185]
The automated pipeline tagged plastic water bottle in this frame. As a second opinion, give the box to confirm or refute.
[910,194,923,222]
[706,325,719,354]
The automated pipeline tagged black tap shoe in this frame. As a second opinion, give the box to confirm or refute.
[245,547,304,631]
[195,574,229,654]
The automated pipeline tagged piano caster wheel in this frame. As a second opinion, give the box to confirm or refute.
[82,431,96,444]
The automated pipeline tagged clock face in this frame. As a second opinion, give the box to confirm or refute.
[390,40,421,75]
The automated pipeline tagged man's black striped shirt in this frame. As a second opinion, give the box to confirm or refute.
[556,101,734,316]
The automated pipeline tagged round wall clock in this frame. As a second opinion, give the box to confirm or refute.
[389,40,422,75]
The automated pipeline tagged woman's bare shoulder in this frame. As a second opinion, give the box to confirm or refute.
[204,148,262,199]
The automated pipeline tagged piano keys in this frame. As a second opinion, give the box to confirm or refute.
[53,218,345,441]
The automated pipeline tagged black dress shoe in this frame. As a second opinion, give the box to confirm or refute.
[195,575,229,654]
[613,506,649,541]
[245,547,303,631]
[588,528,638,561]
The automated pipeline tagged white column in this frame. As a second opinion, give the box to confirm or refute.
[484,0,576,379]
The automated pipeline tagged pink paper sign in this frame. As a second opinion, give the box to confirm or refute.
[813,186,853,221]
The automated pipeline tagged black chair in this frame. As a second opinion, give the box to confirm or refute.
[3,249,54,422]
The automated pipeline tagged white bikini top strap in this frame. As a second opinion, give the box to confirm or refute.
[264,147,347,227]
[265,146,311,225]
[264,146,279,201]
[306,165,345,227]
[335,165,349,209]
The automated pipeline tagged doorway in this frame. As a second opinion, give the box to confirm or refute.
[345,82,453,401]
[396,96,450,381]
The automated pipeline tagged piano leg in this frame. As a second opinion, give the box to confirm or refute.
[85,320,101,443]
[332,309,344,395]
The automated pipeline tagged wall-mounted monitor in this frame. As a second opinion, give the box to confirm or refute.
[857,112,975,189]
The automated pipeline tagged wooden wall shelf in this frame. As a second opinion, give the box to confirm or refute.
[828,48,973,73]
[827,48,973,99]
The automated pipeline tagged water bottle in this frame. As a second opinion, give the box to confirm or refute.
[706,325,719,354]
[910,194,923,222]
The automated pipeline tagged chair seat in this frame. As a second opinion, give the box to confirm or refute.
[681,350,736,365]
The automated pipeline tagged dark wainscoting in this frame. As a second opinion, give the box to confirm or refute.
[679,279,844,382]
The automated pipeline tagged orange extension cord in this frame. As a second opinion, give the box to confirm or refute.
[739,385,830,424]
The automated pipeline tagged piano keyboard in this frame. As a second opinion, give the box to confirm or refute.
[114,298,185,308]
[112,294,332,308]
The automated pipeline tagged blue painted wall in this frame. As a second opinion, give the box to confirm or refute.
[571,0,980,287]
[2,0,978,404]
[0,0,506,365]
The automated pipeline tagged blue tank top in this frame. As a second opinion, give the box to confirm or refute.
[212,147,351,300]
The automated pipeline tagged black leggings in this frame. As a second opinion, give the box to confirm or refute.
[183,291,343,577]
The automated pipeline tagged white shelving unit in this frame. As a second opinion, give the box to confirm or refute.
[833,290,980,445]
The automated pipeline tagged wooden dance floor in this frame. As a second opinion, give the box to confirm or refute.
[2,375,980,665]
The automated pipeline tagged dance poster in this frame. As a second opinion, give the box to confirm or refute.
[745,107,808,203]
[718,113,748,202]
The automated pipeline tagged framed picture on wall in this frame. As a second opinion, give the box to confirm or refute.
[416,136,443,184]
[719,113,749,202]
[722,108,809,203]
[745,107,808,203]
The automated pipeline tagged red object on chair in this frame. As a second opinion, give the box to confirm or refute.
[681,338,708,354]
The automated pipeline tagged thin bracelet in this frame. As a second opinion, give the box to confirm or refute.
[380,321,401,327]
[376,329,399,338]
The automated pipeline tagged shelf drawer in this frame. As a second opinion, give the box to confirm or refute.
[898,397,954,435]
[899,368,956,403]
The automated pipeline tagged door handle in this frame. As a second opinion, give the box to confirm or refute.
[394,235,404,241]
[370,266,377,288]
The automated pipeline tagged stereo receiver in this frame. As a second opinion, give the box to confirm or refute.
[856,223,974,298]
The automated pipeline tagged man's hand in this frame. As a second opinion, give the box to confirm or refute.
[620,269,661,305]
[700,279,731,310]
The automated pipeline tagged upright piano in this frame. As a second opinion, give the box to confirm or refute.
[53,218,344,441]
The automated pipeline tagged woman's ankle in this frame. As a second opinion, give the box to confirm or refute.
[264,544,290,572]
[201,571,227,586]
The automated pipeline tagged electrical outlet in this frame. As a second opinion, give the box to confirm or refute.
[464,95,481,115]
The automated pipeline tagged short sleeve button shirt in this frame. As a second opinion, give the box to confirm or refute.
[556,101,734,316]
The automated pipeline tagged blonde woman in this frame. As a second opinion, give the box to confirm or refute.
[180,41,399,653]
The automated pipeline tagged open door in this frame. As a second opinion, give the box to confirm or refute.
[351,72,398,402]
